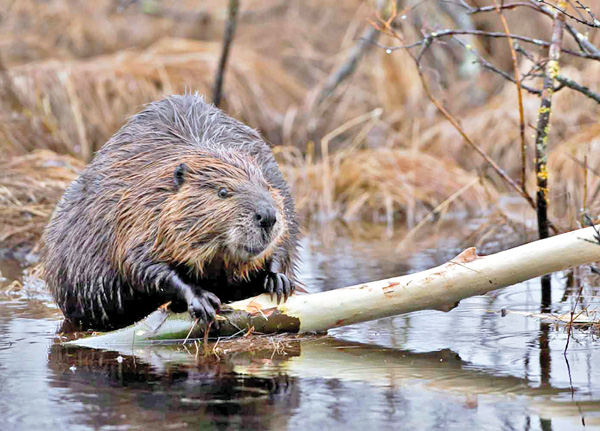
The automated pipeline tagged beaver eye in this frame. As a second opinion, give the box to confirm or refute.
[217,187,229,198]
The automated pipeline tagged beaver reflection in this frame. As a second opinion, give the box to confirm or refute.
[47,343,299,430]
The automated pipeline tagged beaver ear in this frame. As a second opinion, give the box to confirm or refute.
[173,163,187,191]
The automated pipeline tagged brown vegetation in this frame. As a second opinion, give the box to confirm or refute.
[0,150,83,249]
[1,0,600,253]
[278,145,492,222]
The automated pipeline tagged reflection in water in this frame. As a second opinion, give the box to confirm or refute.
[540,322,552,388]
[42,337,566,431]
[542,275,552,312]
[539,321,553,431]
[47,344,299,431]
[541,418,554,431]
[2,225,600,430]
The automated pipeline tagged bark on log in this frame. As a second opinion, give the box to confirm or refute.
[67,225,600,349]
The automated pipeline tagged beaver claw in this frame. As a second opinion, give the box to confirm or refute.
[264,272,294,304]
[188,290,221,323]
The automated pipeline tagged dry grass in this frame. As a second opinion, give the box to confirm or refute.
[6,38,304,160]
[0,150,83,249]
[546,122,600,222]
[279,146,493,222]
[207,333,313,358]
[419,63,600,182]
[0,0,380,157]
[1,0,600,254]
[0,0,223,64]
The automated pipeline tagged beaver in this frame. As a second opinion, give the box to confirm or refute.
[43,94,299,330]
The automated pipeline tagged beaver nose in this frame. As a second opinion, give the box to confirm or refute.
[255,206,277,230]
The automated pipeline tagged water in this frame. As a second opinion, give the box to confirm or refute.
[1,226,599,431]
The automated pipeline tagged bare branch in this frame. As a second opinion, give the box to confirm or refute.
[468,0,600,31]
[369,28,600,61]
[537,0,600,27]
[556,74,600,103]
[212,0,240,108]
[492,0,528,190]
[373,12,560,233]
[465,2,542,14]
[67,225,600,347]
[534,5,566,310]
[565,22,600,55]
[407,50,538,211]
[575,0,600,24]
[451,38,541,95]
[525,0,600,56]
[314,25,379,106]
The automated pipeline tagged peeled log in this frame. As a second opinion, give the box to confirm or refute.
[67,225,600,348]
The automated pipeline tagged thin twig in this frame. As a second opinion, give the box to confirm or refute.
[203,320,213,356]
[367,28,600,61]
[576,0,598,18]
[492,0,528,192]
[398,176,480,249]
[212,0,240,108]
[452,38,541,95]
[401,43,531,203]
[467,0,599,27]
[314,26,379,105]
[183,317,199,345]
[468,0,600,58]
[564,279,585,354]
[568,153,600,177]
[538,0,599,27]
[533,0,600,56]
[373,15,561,232]
[567,0,589,22]
[416,65,537,209]
[555,74,600,103]
[465,2,542,14]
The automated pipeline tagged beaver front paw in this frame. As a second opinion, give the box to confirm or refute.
[188,290,221,323]
[264,272,295,304]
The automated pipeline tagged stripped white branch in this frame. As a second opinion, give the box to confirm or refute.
[237,225,600,332]
[68,225,600,348]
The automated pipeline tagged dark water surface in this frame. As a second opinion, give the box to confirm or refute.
[1,226,600,431]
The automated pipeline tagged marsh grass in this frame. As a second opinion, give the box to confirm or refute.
[0,150,83,248]
[278,145,492,223]
[1,0,600,251]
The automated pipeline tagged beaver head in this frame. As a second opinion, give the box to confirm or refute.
[112,148,287,279]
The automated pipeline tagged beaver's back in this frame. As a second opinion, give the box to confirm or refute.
[43,94,298,329]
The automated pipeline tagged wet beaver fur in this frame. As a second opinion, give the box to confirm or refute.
[43,94,299,330]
